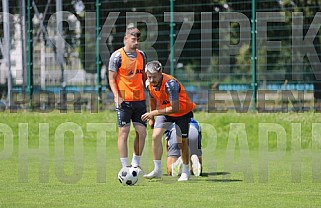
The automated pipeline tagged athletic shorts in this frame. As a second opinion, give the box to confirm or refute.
[116,100,147,127]
[167,123,202,157]
[154,111,193,138]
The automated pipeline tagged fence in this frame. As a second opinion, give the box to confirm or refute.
[0,0,320,111]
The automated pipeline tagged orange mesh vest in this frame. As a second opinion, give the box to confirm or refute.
[149,73,196,117]
[116,48,145,101]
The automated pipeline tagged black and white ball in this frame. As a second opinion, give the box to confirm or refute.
[118,166,139,186]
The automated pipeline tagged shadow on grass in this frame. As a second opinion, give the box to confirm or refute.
[202,172,230,177]
[142,172,243,183]
[206,178,243,182]
[202,172,243,182]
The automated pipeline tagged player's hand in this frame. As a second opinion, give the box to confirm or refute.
[114,96,123,105]
[141,112,153,122]
[114,96,124,111]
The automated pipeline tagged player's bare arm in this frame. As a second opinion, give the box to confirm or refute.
[141,99,179,122]
[108,70,123,105]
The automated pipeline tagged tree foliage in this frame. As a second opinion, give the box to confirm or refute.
[1,0,320,85]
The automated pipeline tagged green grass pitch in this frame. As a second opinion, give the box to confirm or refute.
[0,111,321,207]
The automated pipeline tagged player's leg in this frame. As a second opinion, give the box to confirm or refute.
[176,136,188,164]
[131,101,147,168]
[144,116,170,179]
[116,102,132,167]
[132,124,146,167]
[133,131,140,155]
[177,137,190,181]
[118,125,131,167]
[152,125,166,160]
[143,128,165,178]
[175,112,193,181]
[132,101,147,156]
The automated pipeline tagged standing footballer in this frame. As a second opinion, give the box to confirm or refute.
[108,26,147,170]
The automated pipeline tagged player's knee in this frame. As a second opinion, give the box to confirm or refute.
[177,143,183,149]
[152,131,163,139]
[118,130,130,139]
[136,130,147,139]
[151,135,160,141]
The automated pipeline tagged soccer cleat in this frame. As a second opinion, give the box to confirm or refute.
[177,172,190,181]
[171,157,183,177]
[143,170,162,179]
[191,155,201,177]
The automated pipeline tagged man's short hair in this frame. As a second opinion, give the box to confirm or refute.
[126,26,141,38]
[145,60,162,73]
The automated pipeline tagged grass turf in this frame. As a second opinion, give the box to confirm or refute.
[0,111,321,207]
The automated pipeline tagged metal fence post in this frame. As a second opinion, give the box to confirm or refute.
[96,0,102,107]
[27,0,33,110]
[251,0,257,112]
[170,0,175,76]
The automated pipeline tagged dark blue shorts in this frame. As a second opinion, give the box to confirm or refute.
[116,101,147,127]
[154,111,194,138]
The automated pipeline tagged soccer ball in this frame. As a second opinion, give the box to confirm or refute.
[118,166,139,186]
